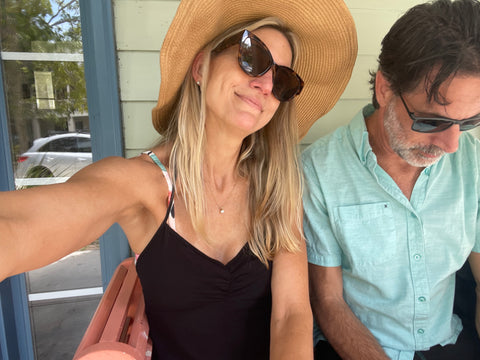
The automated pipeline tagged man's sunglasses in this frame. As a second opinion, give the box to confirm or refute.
[399,94,480,133]
[212,29,304,102]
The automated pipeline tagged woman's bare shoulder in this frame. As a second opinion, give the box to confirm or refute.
[67,151,171,207]
[73,150,166,179]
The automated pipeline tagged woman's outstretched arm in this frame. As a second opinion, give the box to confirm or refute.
[0,155,166,281]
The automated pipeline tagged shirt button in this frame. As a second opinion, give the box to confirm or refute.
[418,296,426,302]
[417,329,425,334]
[414,254,422,261]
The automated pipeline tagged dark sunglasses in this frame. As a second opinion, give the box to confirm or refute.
[399,94,480,133]
[212,29,304,102]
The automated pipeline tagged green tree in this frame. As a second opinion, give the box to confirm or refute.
[1,0,87,155]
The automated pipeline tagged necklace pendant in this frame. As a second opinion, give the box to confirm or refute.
[219,208,225,214]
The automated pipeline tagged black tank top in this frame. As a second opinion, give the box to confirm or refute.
[136,152,272,360]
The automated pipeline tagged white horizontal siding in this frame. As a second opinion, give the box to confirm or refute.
[114,1,178,51]
[122,101,159,151]
[117,51,160,102]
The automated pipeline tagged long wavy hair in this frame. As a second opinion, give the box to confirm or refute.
[160,17,303,265]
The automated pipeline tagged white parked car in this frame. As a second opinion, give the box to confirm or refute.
[16,133,92,179]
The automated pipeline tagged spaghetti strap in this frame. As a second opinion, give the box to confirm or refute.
[143,151,172,191]
[142,150,176,229]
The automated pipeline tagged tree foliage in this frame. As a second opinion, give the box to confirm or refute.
[1,0,87,153]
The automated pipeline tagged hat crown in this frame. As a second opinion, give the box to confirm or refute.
[152,0,358,139]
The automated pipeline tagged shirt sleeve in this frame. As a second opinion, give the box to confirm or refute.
[475,199,480,253]
[302,150,342,267]
[475,141,480,253]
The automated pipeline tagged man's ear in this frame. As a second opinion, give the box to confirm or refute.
[191,51,205,84]
[375,70,394,107]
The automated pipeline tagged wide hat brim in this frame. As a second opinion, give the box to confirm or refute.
[152,0,357,140]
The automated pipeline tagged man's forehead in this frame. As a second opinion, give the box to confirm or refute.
[403,74,480,119]
[410,73,480,102]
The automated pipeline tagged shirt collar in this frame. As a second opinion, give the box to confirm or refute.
[348,104,375,164]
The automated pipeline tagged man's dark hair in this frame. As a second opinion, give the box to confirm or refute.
[370,0,480,108]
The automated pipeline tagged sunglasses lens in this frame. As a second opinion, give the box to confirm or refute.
[239,37,272,76]
[413,119,452,133]
[459,118,480,131]
[273,66,304,102]
[413,118,480,133]
[238,30,304,102]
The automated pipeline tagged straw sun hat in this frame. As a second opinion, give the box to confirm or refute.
[152,0,357,139]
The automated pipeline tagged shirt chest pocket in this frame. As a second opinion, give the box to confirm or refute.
[333,202,397,268]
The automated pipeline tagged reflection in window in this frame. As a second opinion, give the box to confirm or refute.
[77,137,92,152]
[43,137,77,152]
[34,71,56,110]
[15,133,92,183]
[1,0,88,181]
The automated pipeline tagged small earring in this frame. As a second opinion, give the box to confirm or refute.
[196,81,200,86]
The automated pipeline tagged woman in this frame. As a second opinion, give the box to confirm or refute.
[0,0,357,358]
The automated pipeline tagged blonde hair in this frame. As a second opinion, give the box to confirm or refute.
[161,17,303,265]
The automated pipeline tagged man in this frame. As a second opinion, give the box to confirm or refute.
[302,0,480,359]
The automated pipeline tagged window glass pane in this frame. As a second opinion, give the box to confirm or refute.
[50,137,77,152]
[77,137,92,152]
[1,1,101,358]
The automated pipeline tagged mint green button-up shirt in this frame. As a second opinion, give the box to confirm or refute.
[302,105,480,360]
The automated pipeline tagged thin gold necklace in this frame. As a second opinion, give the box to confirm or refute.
[206,178,238,214]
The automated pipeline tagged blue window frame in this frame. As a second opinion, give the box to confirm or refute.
[0,59,35,360]
[79,0,131,287]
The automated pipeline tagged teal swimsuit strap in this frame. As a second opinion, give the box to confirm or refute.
[142,150,167,172]
[142,150,174,196]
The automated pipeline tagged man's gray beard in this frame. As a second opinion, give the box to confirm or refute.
[383,101,445,168]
